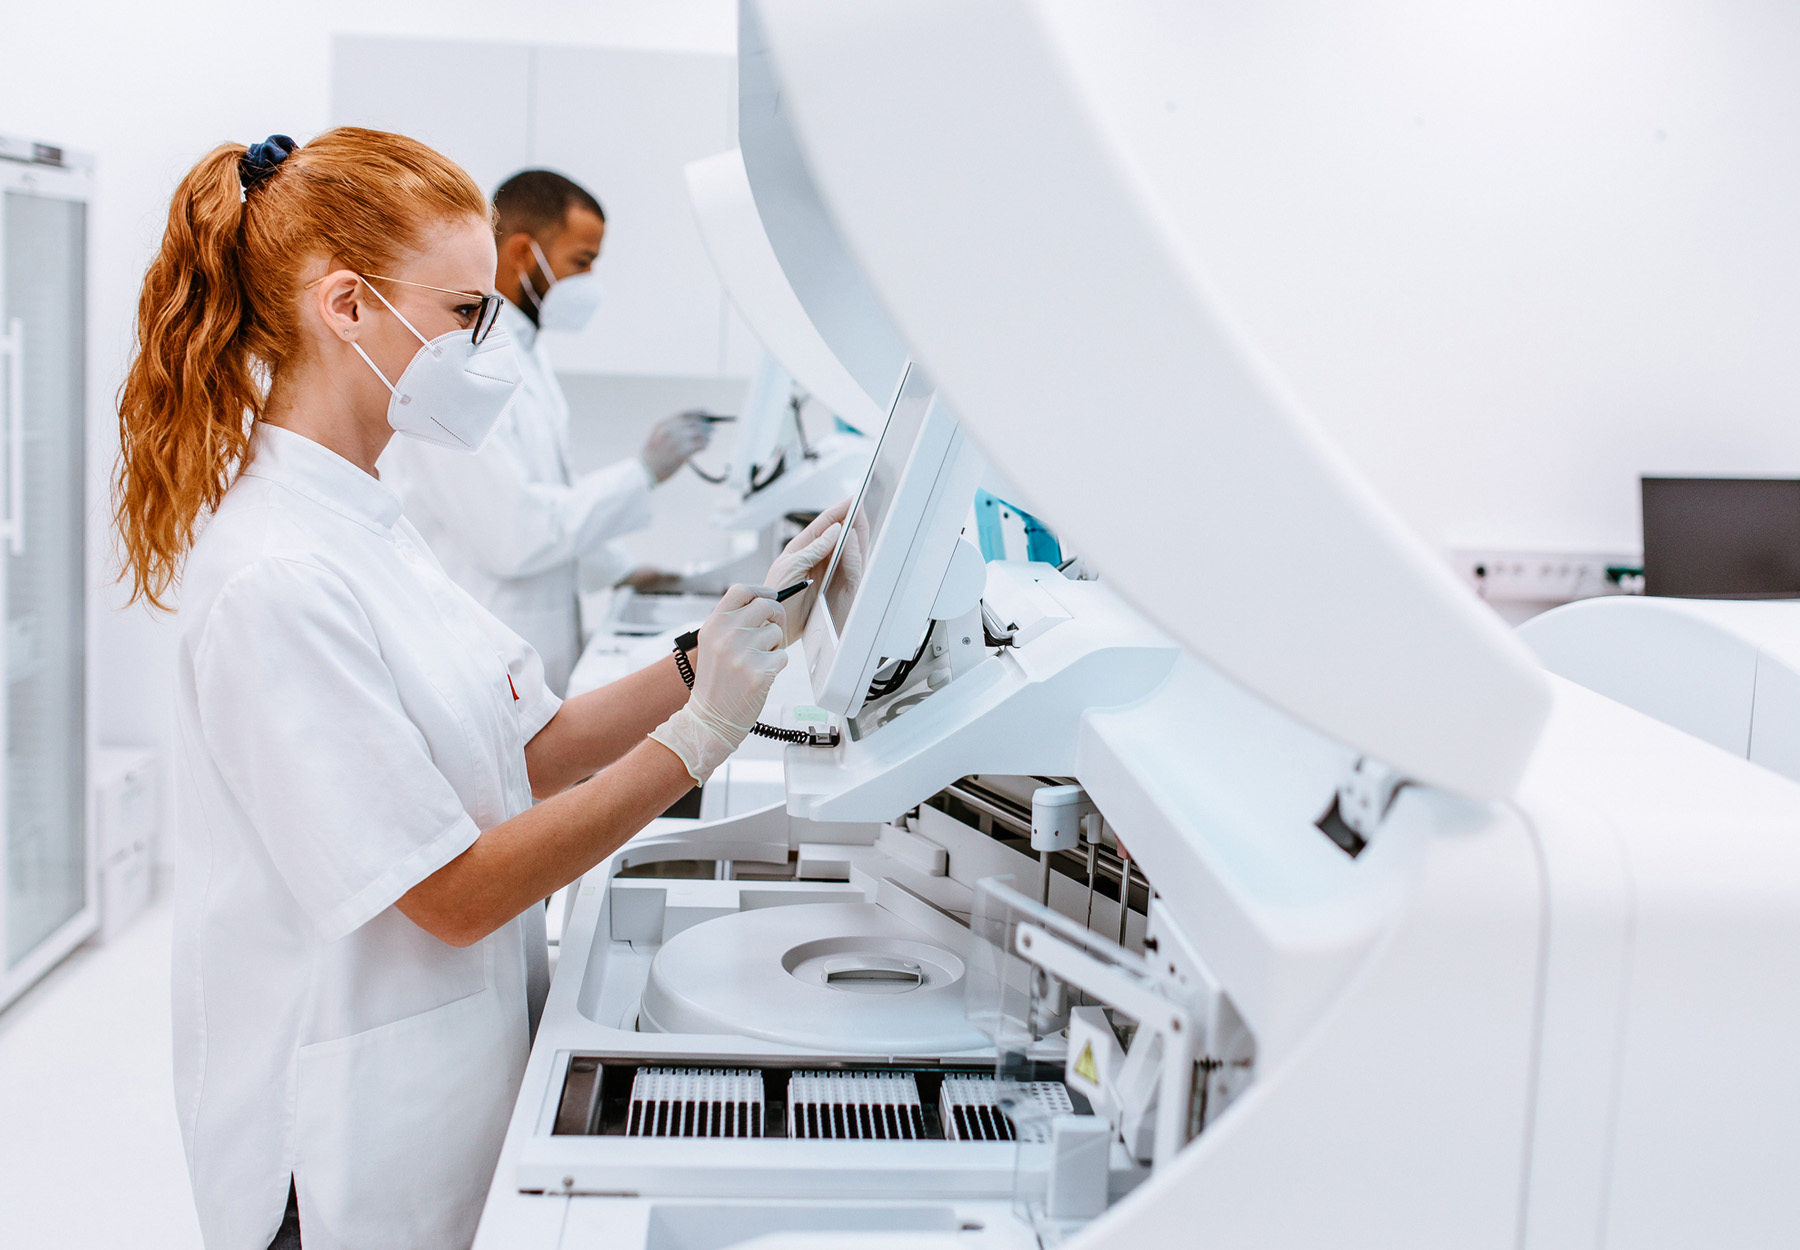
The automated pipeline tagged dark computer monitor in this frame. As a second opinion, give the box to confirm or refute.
[1641,476,1800,598]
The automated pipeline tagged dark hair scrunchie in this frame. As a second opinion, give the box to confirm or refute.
[238,135,298,193]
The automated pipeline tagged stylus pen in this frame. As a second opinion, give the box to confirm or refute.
[774,579,813,603]
[682,409,737,423]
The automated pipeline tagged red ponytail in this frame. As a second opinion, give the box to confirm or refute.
[114,128,487,609]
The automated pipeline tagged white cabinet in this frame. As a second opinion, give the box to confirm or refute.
[93,747,156,942]
[0,136,94,1009]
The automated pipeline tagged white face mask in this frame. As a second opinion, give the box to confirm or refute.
[353,282,523,451]
[521,238,604,332]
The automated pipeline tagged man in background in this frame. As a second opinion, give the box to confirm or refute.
[385,168,712,693]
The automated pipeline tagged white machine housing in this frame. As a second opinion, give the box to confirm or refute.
[1523,595,1800,784]
[685,146,887,433]
[475,5,1800,1249]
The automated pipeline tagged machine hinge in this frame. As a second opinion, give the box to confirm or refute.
[1316,757,1407,857]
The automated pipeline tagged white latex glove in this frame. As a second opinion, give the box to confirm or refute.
[648,584,788,783]
[639,410,712,484]
[763,499,852,647]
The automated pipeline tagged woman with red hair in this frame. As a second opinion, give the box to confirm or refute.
[116,129,841,1250]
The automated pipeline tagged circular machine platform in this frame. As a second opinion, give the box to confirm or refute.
[639,903,991,1054]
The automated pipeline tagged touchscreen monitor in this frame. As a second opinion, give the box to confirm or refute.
[821,365,936,633]
[802,362,987,718]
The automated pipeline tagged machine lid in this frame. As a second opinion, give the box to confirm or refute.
[685,148,886,432]
[737,10,909,415]
[746,0,1551,802]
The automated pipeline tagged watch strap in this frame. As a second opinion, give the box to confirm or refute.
[673,630,699,690]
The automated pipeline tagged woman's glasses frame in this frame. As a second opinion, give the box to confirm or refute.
[360,274,504,346]
[301,271,504,346]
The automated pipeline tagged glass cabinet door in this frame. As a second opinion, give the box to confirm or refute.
[2,186,88,973]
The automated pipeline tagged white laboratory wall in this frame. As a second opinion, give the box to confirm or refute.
[1078,1,1800,558]
[330,35,763,378]
[328,38,536,196]
[0,0,735,863]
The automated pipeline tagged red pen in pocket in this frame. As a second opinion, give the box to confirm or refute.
[507,674,519,702]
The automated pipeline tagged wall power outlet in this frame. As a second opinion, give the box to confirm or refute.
[1450,549,1644,604]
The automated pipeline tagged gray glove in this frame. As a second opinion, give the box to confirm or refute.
[640,410,713,484]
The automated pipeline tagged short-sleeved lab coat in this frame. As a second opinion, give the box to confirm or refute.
[172,423,562,1250]
[381,300,654,694]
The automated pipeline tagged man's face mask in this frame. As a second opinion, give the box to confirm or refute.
[520,238,604,333]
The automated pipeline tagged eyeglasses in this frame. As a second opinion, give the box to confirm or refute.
[361,274,504,346]
[301,271,504,346]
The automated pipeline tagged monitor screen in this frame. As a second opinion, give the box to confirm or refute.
[1642,476,1800,598]
[822,366,935,633]
[728,354,796,495]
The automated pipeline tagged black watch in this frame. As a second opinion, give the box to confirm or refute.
[673,629,699,690]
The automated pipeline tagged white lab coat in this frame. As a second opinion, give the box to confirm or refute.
[173,424,561,1250]
[382,300,654,694]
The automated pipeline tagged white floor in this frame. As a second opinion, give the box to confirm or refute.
[0,887,203,1248]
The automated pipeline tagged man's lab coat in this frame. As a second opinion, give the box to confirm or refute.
[383,300,653,694]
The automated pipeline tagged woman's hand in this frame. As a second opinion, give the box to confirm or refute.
[765,499,851,647]
[647,584,789,783]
